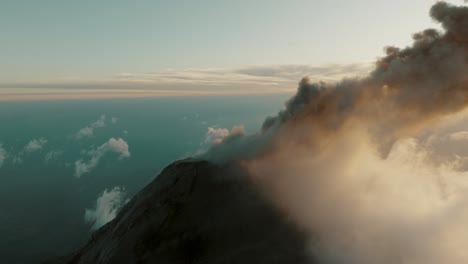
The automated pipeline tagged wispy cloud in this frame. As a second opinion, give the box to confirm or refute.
[0,63,371,101]
[84,186,127,230]
[116,63,371,86]
[75,115,107,139]
[74,138,130,178]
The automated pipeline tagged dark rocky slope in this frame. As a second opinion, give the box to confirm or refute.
[47,159,312,264]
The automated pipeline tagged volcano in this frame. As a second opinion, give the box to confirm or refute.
[46,159,312,264]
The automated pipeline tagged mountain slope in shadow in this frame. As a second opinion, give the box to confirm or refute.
[47,159,312,264]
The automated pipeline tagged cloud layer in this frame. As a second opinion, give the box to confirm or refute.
[116,63,371,88]
[0,64,371,101]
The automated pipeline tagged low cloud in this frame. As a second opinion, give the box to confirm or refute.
[0,144,7,168]
[24,138,47,153]
[10,138,48,165]
[84,186,127,230]
[44,150,63,163]
[75,115,106,139]
[74,138,130,178]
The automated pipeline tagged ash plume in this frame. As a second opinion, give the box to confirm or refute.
[205,2,468,163]
[202,2,468,264]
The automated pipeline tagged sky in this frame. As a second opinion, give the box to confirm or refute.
[0,0,466,98]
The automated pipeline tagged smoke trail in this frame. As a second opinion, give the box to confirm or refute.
[202,2,468,264]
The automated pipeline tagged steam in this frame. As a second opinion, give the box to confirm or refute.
[203,2,468,264]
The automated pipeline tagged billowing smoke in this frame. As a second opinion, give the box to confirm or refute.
[203,2,468,264]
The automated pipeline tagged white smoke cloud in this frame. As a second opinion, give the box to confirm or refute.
[205,127,230,144]
[24,138,47,153]
[196,126,248,158]
[0,144,7,168]
[248,126,468,264]
[111,117,118,124]
[74,138,130,178]
[84,186,127,230]
[75,115,107,139]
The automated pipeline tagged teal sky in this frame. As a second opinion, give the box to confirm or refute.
[0,0,465,89]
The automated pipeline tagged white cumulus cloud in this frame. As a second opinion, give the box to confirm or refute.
[84,186,127,230]
[74,138,130,177]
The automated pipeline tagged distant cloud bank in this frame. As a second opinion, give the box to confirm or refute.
[116,63,370,87]
[0,63,371,101]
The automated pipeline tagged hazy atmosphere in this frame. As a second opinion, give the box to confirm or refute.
[2,1,468,264]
